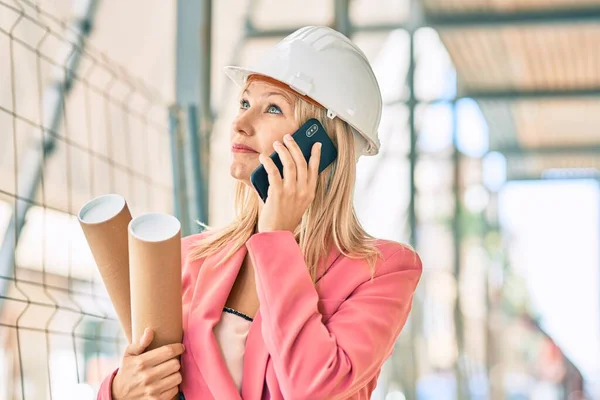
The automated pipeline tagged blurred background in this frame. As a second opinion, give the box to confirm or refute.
[0,0,599,399]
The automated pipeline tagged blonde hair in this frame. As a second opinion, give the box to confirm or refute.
[187,82,382,281]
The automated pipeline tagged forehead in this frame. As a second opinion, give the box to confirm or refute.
[244,80,294,97]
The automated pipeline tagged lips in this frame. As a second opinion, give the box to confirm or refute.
[232,143,258,153]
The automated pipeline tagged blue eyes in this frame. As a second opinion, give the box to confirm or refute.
[239,99,282,115]
[267,105,282,114]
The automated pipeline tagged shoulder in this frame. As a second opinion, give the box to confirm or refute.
[316,239,422,310]
[319,238,422,295]
[372,239,422,275]
[181,230,216,262]
[332,239,422,286]
[180,231,215,286]
[181,231,207,251]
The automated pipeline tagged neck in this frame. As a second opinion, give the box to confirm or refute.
[253,191,263,234]
[257,196,264,216]
[254,205,260,234]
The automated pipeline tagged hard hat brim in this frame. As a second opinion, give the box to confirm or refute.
[223,65,256,89]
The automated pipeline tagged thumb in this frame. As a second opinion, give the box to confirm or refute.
[125,328,153,356]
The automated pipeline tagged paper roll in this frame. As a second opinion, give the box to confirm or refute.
[128,213,183,351]
[78,194,133,343]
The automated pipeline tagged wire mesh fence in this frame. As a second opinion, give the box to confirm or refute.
[0,1,177,398]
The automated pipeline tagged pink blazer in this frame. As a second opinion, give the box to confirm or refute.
[97,230,422,399]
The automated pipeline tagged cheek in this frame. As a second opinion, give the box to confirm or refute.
[256,119,298,153]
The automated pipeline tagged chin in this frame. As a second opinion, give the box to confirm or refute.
[229,162,253,185]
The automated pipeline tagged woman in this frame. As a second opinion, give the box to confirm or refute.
[99,26,422,400]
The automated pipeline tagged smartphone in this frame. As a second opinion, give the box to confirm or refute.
[250,118,338,202]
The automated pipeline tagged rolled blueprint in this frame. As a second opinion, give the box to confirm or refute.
[78,194,133,342]
[128,213,183,351]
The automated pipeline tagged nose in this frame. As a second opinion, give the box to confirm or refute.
[232,109,255,137]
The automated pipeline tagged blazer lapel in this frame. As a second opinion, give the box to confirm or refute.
[186,242,247,400]
[316,245,342,283]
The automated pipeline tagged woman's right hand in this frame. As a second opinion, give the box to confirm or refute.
[111,328,185,400]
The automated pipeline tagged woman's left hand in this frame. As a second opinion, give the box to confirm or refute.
[257,133,322,233]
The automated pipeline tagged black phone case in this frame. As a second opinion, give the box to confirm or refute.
[250,118,338,202]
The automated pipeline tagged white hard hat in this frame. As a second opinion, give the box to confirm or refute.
[224,25,382,158]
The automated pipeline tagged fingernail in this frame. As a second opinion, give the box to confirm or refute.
[274,141,281,147]
[284,134,293,142]
[182,344,186,352]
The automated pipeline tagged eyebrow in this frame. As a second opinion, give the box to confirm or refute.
[243,89,293,104]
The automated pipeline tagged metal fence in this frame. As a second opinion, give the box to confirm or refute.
[0,1,178,398]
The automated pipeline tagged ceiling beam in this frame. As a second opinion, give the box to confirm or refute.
[426,7,600,28]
